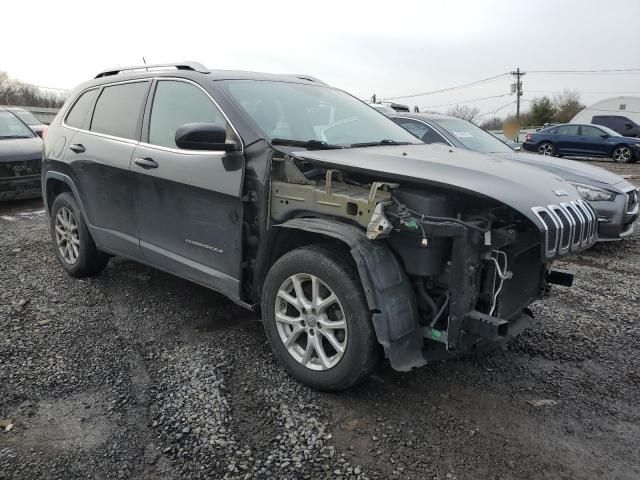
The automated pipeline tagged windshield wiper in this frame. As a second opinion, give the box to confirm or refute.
[271,138,344,150]
[350,139,412,148]
[0,135,31,139]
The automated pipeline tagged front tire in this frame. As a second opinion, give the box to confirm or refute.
[50,193,109,277]
[612,145,634,163]
[537,142,554,156]
[261,245,379,391]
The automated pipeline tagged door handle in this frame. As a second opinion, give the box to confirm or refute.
[134,157,159,169]
[133,157,158,168]
[69,143,86,153]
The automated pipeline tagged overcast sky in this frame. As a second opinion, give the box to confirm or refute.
[4,0,640,117]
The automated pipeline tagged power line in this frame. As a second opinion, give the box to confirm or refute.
[383,73,509,100]
[0,80,71,92]
[527,89,640,95]
[419,93,511,110]
[474,100,517,119]
[528,68,640,75]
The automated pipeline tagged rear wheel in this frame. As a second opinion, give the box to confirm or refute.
[50,193,109,277]
[612,145,634,163]
[261,245,379,391]
[537,142,554,156]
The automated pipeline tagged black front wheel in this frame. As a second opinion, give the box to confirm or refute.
[612,145,634,163]
[261,245,379,391]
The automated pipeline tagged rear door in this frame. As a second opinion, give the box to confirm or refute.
[63,81,150,258]
[131,78,244,298]
[578,125,611,156]
[554,124,580,154]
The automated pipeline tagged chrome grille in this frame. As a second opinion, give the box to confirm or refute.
[626,189,638,214]
[532,200,596,258]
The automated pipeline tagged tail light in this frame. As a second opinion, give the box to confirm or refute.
[525,133,532,142]
[40,126,48,140]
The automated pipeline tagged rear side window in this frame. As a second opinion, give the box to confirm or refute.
[556,125,579,136]
[65,89,99,129]
[395,118,448,145]
[90,82,149,140]
[148,80,226,149]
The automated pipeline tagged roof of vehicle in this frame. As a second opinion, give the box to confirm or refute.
[88,61,329,88]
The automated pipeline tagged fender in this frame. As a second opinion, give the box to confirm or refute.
[274,218,426,371]
[42,171,90,223]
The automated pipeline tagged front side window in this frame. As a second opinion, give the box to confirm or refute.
[556,125,579,136]
[90,82,149,140]
[148,80,226,149]
[222,80,418,147]
[0,111,35,139]
[580,125,604,138]
[65,89,99,129]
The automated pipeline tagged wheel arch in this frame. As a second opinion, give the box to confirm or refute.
[256,217,425,371]
[43,172,89,221]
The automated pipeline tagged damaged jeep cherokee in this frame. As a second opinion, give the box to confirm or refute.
[42,62,597,391]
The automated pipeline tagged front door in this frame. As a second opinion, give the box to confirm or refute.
[131,79,244,298]
[578,125,611,156]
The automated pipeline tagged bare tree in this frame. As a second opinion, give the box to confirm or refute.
[446,105,480,121]
[0,71,67,108]
[552,89,584,123]
[479,117,503,130]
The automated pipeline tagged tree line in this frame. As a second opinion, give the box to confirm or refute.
[436,90,585,129]
[0,71,67,108]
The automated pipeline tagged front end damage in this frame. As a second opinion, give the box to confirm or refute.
[268,151,597,370]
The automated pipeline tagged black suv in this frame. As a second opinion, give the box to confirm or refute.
[43,62,596,390]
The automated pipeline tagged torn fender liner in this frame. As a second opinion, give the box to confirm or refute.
[275,218,426,371]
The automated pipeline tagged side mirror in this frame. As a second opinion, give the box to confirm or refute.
[175,123,236,151]
[600,133,609,139]
[625,123,633,129]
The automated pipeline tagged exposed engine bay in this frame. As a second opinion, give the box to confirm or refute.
[268,154,575,362]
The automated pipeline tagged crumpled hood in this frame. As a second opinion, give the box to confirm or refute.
[491,150,632,191]
[0,137,42,163]
[292,143,585,231]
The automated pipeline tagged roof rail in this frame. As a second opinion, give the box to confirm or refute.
[289,74,328,86]
[95,61,208,79]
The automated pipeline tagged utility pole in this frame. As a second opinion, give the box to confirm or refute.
[510,67,525,122]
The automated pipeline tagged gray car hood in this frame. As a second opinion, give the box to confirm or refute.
[491,150,633,192]
[0,136,42,163]
[292,143,584,231]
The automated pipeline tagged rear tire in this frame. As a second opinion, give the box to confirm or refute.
[537,142,554,156]
[612,145,634,163]
[50,193,109,277]
[261,245,379,391]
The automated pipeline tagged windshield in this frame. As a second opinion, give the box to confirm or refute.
[223,80,419,147]
[430,116,513,154]
[12,109,41,126]
[0,111,35,139]
[597,125,621,137]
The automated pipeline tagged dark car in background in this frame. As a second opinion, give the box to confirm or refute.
[391,113,639,241]
[0,107,43,200]
[522,123,640,163]
[4,106,48,138]
[591,115,640,138]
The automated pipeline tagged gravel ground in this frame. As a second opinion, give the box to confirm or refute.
[1,161,639,480]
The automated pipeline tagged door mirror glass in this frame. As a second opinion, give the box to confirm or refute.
[175,123,235,151]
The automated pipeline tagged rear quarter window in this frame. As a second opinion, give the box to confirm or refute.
[90,82,149,140]
[65,89,99,129]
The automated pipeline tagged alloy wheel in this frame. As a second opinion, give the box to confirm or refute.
[538,143,553,156]
[274,273,348,371]
[613,146,632,163]
[54,207,80,264]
